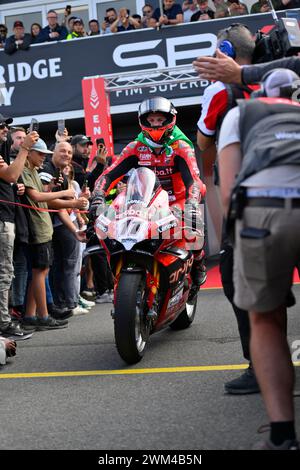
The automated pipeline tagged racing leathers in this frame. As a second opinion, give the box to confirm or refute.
[94,127,204,214]
[91,126,206,286]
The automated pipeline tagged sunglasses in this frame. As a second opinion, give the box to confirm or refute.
[0,29,6,33]
[143,10,152,13]
[0,123,9,129]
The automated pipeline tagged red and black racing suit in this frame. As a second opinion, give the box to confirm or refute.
[94,139,205,211]
[93,138,206,285]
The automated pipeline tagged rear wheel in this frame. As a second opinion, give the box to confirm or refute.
[169,294,198,330]
[114,272,150,364]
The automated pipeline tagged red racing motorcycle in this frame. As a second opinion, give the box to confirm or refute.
[95,167,204,364]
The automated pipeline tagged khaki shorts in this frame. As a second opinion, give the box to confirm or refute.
[233,204,300,312]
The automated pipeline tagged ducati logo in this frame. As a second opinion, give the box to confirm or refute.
[90,79,99,109]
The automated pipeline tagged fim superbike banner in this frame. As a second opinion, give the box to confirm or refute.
[0,13,281,121]
[82,77,114,160]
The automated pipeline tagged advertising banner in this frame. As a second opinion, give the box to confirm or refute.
[82,76,114,162]
[0,13,283,121]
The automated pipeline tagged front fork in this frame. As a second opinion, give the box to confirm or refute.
[112,257,160,319]
[145,260,160,322]
[111,257,123,318]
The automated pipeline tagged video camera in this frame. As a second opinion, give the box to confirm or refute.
[252,2,300,63]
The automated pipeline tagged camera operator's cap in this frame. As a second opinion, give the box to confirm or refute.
[263,68,300,97]
[71,134,93,146]
[13,20,24,28]
[30,138,53,154]
[0,113,13,125]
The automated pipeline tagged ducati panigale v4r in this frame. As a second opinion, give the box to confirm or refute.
[95,167,204,364]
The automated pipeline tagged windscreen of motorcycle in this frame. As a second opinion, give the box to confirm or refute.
[125,168,156,208]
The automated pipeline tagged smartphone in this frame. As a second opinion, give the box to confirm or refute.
[66,5,72,14]
[29,118,39,133]
[53,167,61,185]
[57,119,65,136]
[76,224,87,233]
[96,138,105,147]
[82,174,88,188]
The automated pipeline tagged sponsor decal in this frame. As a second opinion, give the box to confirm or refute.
[154,167,173,176]
[126,199,147,206]
[96,221,108,233]
[138,161,151,166]
[275,132,300,140]
[120,208,147,218]
[156,214,176,226]
[169,257,193,284]
[98,214,111,225]
[172,282,184,296]
[167,288,184,308]
[90,79,99,109]
[157,220,178,233]
[140,153,152,160]
[137,146,149,152]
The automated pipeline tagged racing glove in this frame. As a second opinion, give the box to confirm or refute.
[184,199,203,232]
[89,191,106,222]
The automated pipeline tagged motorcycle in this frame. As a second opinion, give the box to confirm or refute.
[94,167,204,364]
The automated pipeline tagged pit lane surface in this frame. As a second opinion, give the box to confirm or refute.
[0,284,299,450]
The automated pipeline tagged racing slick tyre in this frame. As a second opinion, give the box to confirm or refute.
[169,295,198,330]
[114,272,151,364]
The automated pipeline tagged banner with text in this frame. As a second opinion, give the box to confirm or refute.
[82,76,114,163]
[0,13,284,121]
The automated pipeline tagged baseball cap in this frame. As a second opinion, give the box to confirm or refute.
[73,17,83,25]
[0,113,13,125]
[30,138,53,154]
[71,134,93,146]
[13,21,24,28]
[262,68,300,97]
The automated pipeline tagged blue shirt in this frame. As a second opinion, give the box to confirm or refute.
[152,4,183,22]
[117,24,135,32]
[37,24,68,43]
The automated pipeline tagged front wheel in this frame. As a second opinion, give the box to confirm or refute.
[169,294,198,330]
[114,272,150,364]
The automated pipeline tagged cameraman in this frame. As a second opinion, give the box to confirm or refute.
[218,69,300,450]
[197,23,260,395]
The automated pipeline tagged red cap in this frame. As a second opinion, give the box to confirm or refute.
[13,21,24,28]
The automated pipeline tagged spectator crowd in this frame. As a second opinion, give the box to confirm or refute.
[0,116,116,364]
[0,0,299,54]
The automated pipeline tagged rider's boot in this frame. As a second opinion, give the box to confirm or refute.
[191,250,207,287]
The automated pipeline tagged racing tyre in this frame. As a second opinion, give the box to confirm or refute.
[114,272,150,364]
[169,295,198,330]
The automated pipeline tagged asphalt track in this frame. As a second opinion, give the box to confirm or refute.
[0,271,299,451]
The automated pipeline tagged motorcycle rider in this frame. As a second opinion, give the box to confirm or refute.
[90,96,207,287]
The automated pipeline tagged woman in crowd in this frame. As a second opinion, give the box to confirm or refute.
[30,22,42,43]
